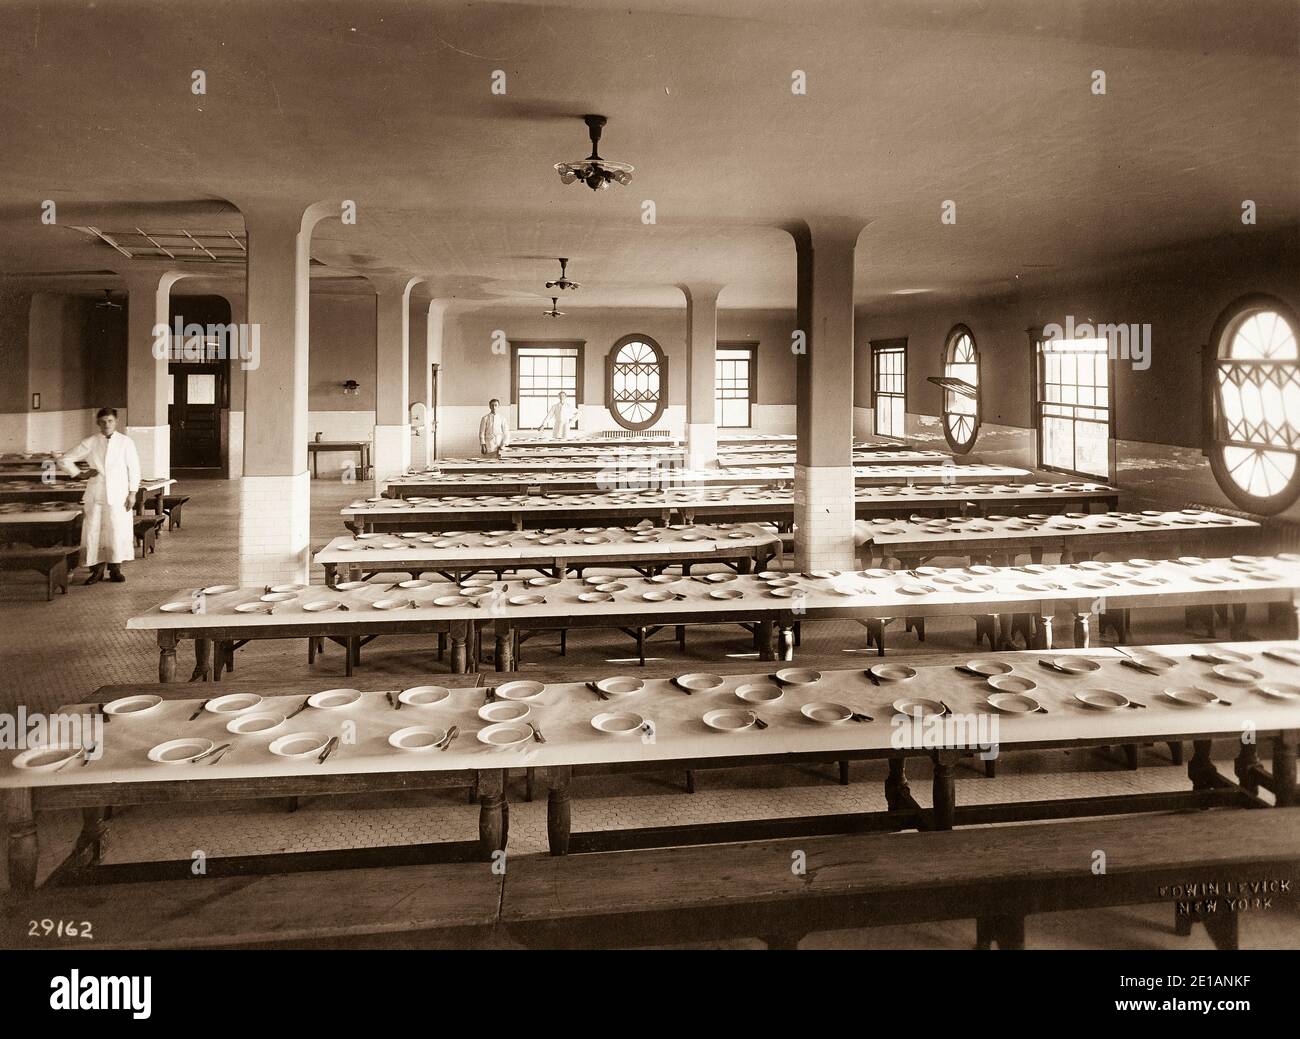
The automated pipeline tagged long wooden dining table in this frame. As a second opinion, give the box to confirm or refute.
[127,555,1300,679]
[347,481,1119,534]
[314,522,782,586]
[4,641,1296,896]
[0,506,83,547]
[431,449,949,472]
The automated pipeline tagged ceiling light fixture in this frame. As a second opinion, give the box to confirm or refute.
[555,114,634,192]
[546,257,581,291]
[94,289,123,310]
[543,297,565,318]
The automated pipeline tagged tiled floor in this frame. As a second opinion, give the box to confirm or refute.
[3,475,1297,949]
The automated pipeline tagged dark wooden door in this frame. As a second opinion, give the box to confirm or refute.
[169,362,225,469]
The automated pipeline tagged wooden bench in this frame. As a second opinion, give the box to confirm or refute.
[2,861,502,950]
[162,494,191,531]
[502,808,1300,950]
[133,514,166,556]
[0,546,80,600]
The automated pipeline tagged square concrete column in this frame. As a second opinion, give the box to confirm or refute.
[371,275,420,485]
[227,292,247,479]
[123,269,188,480]
[237,201,334,587]
[683,283,722,469]
[409,299,445,468]
[793,221,864,571]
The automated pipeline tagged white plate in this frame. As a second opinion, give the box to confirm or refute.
[800,701,853,724]
[335,580,367,591]
[1264,647,1300,666]
[966,659,1012,676]
[709,588,744,600]
[642,589,677,602]
[594,676,644,697]
[578,591,613,603]
[892,697,945,718]
[1164,686,1221,707]
[260,591,297,603]
[434,595,471,607]
[1211,664,1263,684]
[775,668,821,685]
[496,681,545,701]
[307,688,362,709]
[1191,648,1252,664]
[1046,657,1100,675]
[705,572,738,583]
[103,694,162,716]
[476,722,534,748]
[527,577,562,587]
[1074,689,1130,711]
[1255,682,1300,701]
[478,701,530,722]
[596,582,627,593]
[268,732,331,758]
[148,737,215,764]
[234,602,269,613]
[371,598,409,610]
[270,583,305,593]
[676,673,724,693]
[398,579,433,590]
[399,685,450,706]
[204,693,263,714]
[896,582,934,595]
[11,746,83,771]
[591,711,646,735]
[159,601,195,613]
[302,600,341,612]
[736,683,783,704]
[987,692,1040,714]
[953,582,993,593]
[1126,653,1177,671]
[702,708,757,732]
[389,726,449,751]
[988,674,1037,694]
[201,584,238,595]
[645,574,678,584]
[870,663,916,682]
[226,711,285,735]
[508,594,546,606]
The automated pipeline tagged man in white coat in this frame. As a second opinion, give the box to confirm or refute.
[478,398,511,458]
[538,390,579,440]
[59,407,141,584]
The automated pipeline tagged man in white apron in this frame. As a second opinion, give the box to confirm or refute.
[59,407,141,584]
[478,398,511,458]
[539,390,579,440]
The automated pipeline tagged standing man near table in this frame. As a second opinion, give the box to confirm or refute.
[478,398,511,458]
[59,407,140,584]
[539,389,579,440]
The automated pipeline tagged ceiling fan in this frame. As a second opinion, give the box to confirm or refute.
[554,114,634,192]
[94,289,123,310]
[545,257,580,292]
[542,297,565,318]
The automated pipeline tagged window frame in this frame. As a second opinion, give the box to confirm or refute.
[604,334,668,431]
[871,338,907,440]
[509,340,585,431]
[714,342,758,429]
[1030,326,1115,481]
[939,323,980,454]
[1205,294,1300,514]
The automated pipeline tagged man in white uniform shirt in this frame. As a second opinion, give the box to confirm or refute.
[478,398,511,458]
[59,407,141,584]
[539,390,579,440]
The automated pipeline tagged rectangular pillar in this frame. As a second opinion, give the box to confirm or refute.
[372,278,415,484]
[794,223,861,571]
[124,270,184,479]
[684,285,721,469]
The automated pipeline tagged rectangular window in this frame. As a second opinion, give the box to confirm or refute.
[872,340,907,439]
[715,345,756,428]
[511,343,583,430]
[1036,335,1111,478]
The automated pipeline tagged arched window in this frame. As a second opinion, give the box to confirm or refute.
[1209,296,1300,513]
[606,335,667,430]
[941,325,979,453]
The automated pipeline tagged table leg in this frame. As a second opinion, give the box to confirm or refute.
[884,756,912,811]
[191,638,212,682]
[779,624,795,661]
[1234,742,1260,795]
[1273,731,1297,807]
[78,806,109,867]
[547,765,572,856]
[758,619,777,662]
[931,750,959,830]
[495,620,515,672]
[1033,613,1054,650]
[477,769,507,861]
[158,631,177,683]
[1073,611,1092,648]
[1188,739,1217,790]
[3,788,37,896]
[450,620,469,674]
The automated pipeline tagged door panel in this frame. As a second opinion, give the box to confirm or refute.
[169,362,225,469]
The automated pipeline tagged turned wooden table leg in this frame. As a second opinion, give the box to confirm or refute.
[1234,742,1260,795]
[3,788,37,896]
[1188,739,1217,790]
[1033,613,1054,651]
[494,620,515,673]
[1073,611,1092,648]
[931,750,960,831]
[1273,731,1297,807]
[78,806,109,867]
[477,768,507,861]
[158,631,177,683]
[450,620,469,674]
[884,755,917,820]
[547,765,572,856]
[191,637,212,682]
[758,619,777,661]
[778,623,795,661]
